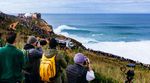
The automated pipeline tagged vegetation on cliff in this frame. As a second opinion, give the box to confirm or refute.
[0,12,150,83]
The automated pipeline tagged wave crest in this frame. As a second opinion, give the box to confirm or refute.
[54,25,77,34]
[54,25,98,43]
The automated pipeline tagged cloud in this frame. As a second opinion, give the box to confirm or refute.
[0,0,150,13]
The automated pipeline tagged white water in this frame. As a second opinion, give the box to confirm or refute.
[54,25,150,64]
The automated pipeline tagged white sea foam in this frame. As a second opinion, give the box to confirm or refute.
[54,25,77,34]
[84,41,150,64]
[55,25,150,64]
[92,34,104,37]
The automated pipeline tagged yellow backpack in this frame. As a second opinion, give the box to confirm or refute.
[39,54,56,82]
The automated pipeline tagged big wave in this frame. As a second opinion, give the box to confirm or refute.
[54,25,150,64]
[54,25,77,34]
[54,25,98,43]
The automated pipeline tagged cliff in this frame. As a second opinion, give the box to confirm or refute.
[1,12,150,83]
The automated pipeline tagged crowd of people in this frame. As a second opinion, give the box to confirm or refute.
[0,32,95,83]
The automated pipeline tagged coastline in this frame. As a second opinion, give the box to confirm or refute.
[64,35,150,68]
[1,12,150,82]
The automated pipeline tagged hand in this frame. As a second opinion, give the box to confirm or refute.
[86,58,92,70]
[88,64,92,71]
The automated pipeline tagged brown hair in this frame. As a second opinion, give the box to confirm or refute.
[6,32,17,44]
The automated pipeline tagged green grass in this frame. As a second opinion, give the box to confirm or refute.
[1,14,150,83]
[2,31,150,83]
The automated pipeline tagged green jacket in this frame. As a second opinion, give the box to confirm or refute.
[0,44,24,83]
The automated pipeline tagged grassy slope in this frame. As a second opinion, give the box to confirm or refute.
[1,13,150,83]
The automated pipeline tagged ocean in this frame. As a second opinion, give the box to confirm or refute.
[42,14,150,64]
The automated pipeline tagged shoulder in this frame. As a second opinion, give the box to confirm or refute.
[28,48,36,52]
[16,48,24,56]
[0,47,3,54]
[67,64,77,70]
[28,48,39,54]
[0,46,6,53]
[56,54,64,60]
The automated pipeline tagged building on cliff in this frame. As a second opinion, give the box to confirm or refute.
[32,13,41,19]
[18,13,41,19]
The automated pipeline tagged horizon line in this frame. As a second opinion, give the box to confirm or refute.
[8,12,150,15]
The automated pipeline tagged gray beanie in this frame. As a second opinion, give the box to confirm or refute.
[27,36,37,44]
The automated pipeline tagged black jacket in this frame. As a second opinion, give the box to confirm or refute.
[66,64,88,83]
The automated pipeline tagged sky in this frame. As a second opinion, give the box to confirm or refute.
[1,0,150,13]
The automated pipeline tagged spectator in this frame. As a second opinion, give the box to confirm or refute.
[40,38,67,83]
[125,70,135,83]
[0,32,24,83]
[66,53,95,83]
[23,36,43,83]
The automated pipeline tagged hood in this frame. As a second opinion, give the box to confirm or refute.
[45,49,57,58]
[24,44,35,50]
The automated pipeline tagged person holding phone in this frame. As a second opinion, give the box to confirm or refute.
[66,53,95,83]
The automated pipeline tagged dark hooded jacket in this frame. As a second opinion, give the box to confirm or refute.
[23,44,43,83]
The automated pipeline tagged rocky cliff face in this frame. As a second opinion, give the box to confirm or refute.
[0,12,17,29]
[0,12,53,38]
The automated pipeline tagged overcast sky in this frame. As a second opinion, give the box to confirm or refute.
[1,0,150,13]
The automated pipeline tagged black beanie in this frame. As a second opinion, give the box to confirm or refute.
[49,38,58,49]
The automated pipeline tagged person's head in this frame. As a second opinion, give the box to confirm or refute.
[27,36,38,46]
[49,38,58,49]
[74,53,87,65]
[6,32,17,44]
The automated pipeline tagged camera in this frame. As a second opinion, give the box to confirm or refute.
[36,39,47,46]
[55,39,66,48]
[83,58,90,65]
[39,39,47,46]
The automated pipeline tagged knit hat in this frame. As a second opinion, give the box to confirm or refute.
[49,38,58,49]
[74,53,86,63]
[27,36,37,44]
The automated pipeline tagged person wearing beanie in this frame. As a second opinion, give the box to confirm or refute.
[27,36,37,44]
[66,53,95,83]
[23,36,43,83]
[74,53,87,64]
[49,38,58,49]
